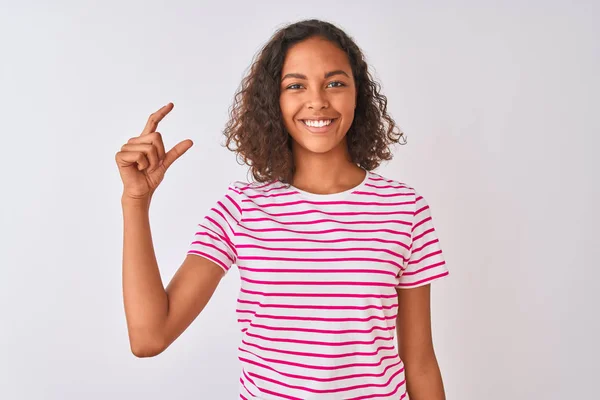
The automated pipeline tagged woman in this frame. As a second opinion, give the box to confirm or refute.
[116,19,449,399]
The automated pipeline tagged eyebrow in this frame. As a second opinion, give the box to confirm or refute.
[281,70,350,81]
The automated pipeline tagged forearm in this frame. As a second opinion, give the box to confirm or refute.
[404,356,446,400]
[121,195,168,355]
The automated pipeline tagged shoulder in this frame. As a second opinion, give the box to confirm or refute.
[368,170,418,197]
[228,178,289,199]
[366,171,430,218]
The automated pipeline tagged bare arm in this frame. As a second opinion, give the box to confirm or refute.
[396,284,446,400]
[121,196,167,356]
[121,196,225,357]
[118,103,224,358]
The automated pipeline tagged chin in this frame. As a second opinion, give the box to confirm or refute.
[303,145,337,154]
[294,136,347,155]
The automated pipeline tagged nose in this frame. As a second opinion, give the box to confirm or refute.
[306,87,329,110]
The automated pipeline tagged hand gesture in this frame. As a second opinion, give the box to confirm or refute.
[115,103,193,201]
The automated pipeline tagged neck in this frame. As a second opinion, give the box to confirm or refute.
[290,142,366,195]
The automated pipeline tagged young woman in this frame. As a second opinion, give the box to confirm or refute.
[117,19,449,400]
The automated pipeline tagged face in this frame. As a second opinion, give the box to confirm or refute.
[279,36,357,156]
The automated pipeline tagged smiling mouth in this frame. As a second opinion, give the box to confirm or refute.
[300,118,337,128]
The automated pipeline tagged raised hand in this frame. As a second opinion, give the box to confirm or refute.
[115,103,193,201]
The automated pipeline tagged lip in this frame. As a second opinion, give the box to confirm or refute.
[299,118,338,134]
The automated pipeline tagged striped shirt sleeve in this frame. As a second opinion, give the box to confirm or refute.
[187,182,243,274]
[396,190,449,289]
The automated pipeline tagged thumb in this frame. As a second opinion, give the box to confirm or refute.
[162,139,194,170]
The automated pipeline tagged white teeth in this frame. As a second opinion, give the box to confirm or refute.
[304,119,333,127]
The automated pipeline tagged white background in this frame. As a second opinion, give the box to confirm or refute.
[1,0,598,399]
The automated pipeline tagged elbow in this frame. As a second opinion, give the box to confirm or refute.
[131,344,162,358]
[128,331,165,358]
[130,341,165,358]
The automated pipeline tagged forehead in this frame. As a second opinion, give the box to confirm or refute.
[281,37,351,74]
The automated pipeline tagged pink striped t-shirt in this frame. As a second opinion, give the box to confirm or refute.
[187,170,449,399]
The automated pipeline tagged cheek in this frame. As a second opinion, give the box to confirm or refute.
[279,96,295,121]
[338,100,356,126]
[333,91,356,113]
[279,97,298,134]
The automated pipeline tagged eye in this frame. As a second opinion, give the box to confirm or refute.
[286,83,303,90]
[327,81,346,88]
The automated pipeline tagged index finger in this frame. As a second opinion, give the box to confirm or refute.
[141,102,174,136]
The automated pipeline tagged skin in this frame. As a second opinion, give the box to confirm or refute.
[280,36,446,399]
[396,285,447,399]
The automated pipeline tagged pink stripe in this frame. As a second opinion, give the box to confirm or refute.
[191,240,234,263]
[239,348,399,373]
[240,226,410,236]
[239,376,257,398]
[240,340,396,361]
[365,183,409,190]
[412,227,435,242]
[246,184,290,193]
[237,299,398,311]
[242,208,413,218]
[246,191,297,199]
[237,257,402,270]
[248,365,403,395]
[243,368,258,386]
[242,370,295,400]
[203,216,231,243]
[237,265,397,276]
[407,249,442,266]
[236,310,396,323]
[240,181,277,190]
[241,217,411,226]
[353,191,413,198]
[410,238,439,255]
[396,270,449,287]
[242,199,416,208]
[415,204,429,216]
[412,215,432,232]
[199,223,237,256]
[243,365,303,400]
[244,331,394,346]
[251,385,301,400]
[239,355,402,382]
[236,232,410,248]
[193,230,229,248]
[347,380,408,400]
[210,208,234,237]
[187,250,229,271]
[237,244,407,259]
[244,322,394,335]
[241,277,395,287]
[240,288,397,299]
[402,261,446,276]
[224,193,242,215]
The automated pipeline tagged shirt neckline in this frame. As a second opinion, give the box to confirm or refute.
[286,169,371,201]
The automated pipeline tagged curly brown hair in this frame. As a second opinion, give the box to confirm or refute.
[223,19,406,184]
